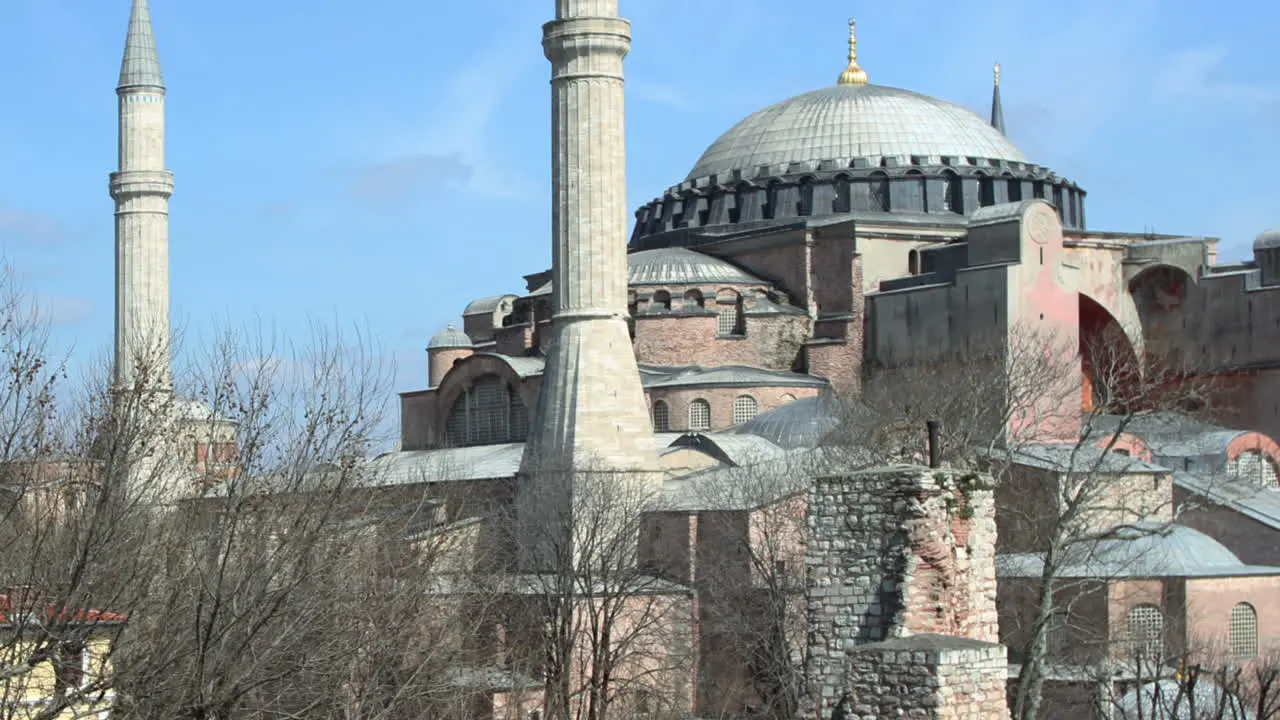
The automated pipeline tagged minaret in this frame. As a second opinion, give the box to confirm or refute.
[518,0,658,567]
[110,0,173,395]
[990,62,1007,135]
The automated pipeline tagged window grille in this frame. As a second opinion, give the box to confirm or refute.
[652,401,670,433]
[688,399,711,431]
[1230,603,1258,658]
[1125,604,1165,660]
[718,307,738,335]
[732,395,759,425]
[1229,450,1278,487]
[442,375,529,447]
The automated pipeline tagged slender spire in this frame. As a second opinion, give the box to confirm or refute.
[990,61,1006,136]
[836,18,869,86]
[118,0,163,90]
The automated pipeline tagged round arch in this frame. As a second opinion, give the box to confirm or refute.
[1127,264,1195,361]
[1079,293,1142,413]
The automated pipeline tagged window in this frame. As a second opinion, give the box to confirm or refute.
[683,289,704,310]
[942,171,963,214]
[762,181,779,220]
[732,395,759,425]
[1228,450,1279,487]
[652,400,670,432]
[978,173,995,207]
[652,290,671,311]
[717,294,745,336]
[1230,603,1258,658]
[869,172,890,212]
[1007,177,1022,202]
[688,399,711,431]
[54,641,86,695]
[797,178,814,216]
[1125,604,1165,660]
[833,175,851,213]
[444,375,529,447]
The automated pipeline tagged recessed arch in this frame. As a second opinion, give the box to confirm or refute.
[1128,265,1195,362]
[1079,293,1141,413]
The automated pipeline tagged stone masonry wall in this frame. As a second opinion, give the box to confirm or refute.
[842,635,1009,720]
[805,466,1004,720]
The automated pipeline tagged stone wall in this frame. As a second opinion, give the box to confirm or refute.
[840,634,1008,720]
[805,466,1004,719]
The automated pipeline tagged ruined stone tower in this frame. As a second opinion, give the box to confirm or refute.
[110,0,173,395]
[518,0,658,566]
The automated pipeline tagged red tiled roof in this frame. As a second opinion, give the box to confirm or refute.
[0,593,127,626]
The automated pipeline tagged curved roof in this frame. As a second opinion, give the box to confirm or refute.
[530,248,768,297]
[640,365,827,391]
[687,84,1026,181]
[427,325,473,350]
[1255,229,1280,251]
[629,248,764,286]
[463,295,516,317]
[998,522,1280,578]
[727,395,848,449]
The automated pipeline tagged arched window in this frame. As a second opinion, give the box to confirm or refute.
[869,171,890,212]
[797,177,814,216]
[833,175,852,213]
[652,400,670,433]
[762,181,780,220]
[907,170,927,212]
[730,183,751,223]
[718,294,745,336]
[779,393,797,403]
[978,173,995,207]
[683,289,704,310]
[652,290,672,311]
[688,399,711,431]
[444,375,529,447]
[942,171,963,214]
[1230,603,1258,658]
[1125,604,1165,660]
[1228,449,1279,487]
[1006,176,1023,202]
[732,395,759,425]
[1032,180,1045,199]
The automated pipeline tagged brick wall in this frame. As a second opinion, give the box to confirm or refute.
[647,385,820,433]
[633,313,810,369]
[804,467,1002,718]
[842,635,1009,720]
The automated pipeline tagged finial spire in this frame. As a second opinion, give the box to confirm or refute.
[837,18,869,86]
[990,61,1006,136]
[118,0,163,90]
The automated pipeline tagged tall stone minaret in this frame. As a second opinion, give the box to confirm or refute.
[518,0,658,567]
[111,0,173,395]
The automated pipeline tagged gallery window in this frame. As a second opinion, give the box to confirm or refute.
[652,400,670,433]
[444,375,529,447]
[1230,602,1258,658]
[732,395,759,425]
[1125,604,1165,660]
[688,399,711,431]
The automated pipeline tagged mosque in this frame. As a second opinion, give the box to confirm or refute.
[105,0,1280,717]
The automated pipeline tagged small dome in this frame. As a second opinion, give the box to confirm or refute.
[729,395,846,449]
[687,83,1026,181]
[628,248,764,286]
[427,325,473,350]
[1254,229,1280,251]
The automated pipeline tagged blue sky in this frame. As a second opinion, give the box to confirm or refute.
[0,0,1276,400]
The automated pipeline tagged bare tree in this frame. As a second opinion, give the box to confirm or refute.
[512,465,695,720]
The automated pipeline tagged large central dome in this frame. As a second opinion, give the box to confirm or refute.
[686,83,1026,181]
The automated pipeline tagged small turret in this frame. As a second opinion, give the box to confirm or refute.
[1254,229,1280,286]
[427,325,474,387]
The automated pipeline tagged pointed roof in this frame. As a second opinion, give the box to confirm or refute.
[990,62,1006,135]
[118,0,163,90]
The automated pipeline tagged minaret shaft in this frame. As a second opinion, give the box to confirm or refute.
[518,0,657,567]
[111,0,173,393]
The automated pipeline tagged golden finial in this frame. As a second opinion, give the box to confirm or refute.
[837,18,869,86]
[994,62,1001,87]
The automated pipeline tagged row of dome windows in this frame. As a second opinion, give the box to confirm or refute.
[629,298,747,337]
[663,174,1081,228]
[652,395,765,433]
[1125,602,1259,660]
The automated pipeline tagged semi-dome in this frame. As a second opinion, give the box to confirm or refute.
[628,248,763,286]
[427,325,473,350]
[686,83,1027,181]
